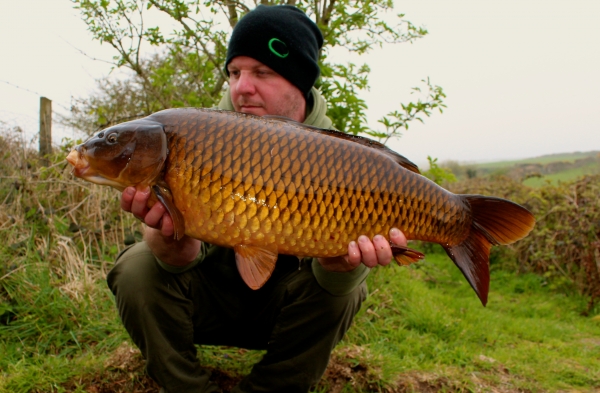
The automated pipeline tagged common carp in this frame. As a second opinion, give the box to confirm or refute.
[66,108,535,305]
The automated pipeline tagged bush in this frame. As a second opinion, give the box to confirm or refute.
[449,175,600,312]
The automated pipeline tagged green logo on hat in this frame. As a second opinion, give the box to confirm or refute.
[268,38,289,58]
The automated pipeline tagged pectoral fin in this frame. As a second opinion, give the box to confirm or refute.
[234,244,278,290]
[152,185,185,240]
[390,243,425,266]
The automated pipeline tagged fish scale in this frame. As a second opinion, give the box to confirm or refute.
[66,107,535,305]
[160,110,461,255]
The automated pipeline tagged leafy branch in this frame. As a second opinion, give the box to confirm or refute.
[366,77,446,144]
[69,0,439,138]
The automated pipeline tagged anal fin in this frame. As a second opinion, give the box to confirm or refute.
[390,243,425,266]
[234,244,278,290]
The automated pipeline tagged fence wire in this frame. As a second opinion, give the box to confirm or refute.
[0,109,86,152]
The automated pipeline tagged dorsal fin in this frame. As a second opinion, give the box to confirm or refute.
[263,115,420,174]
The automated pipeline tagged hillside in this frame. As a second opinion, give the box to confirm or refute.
[442,151,600,186]
[476,151,600,168]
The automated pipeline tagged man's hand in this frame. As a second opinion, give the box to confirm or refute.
[121,186,174,237]
[317,228,407,272]
[120,186,200,267]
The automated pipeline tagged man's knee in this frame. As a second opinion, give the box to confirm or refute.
[311,272,367,315]
[107,242,163,300]
[323,281,367,328]
[286,269,367,337]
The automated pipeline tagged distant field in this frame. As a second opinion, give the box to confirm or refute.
[523,161,600,187]
[474,151,599,170]
[455,150,600,186]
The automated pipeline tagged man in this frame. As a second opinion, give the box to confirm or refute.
[108,5,407,393]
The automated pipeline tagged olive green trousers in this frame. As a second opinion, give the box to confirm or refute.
[107,242,367,393]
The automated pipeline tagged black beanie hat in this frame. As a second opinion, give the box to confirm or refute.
[225,5,324,99]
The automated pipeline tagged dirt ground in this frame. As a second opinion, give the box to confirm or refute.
[53,342,532,393]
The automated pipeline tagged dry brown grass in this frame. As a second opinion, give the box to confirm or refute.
[0,129,143,294]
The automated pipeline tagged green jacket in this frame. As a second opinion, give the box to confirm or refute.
[157,88,369,296]
[217,87,334,129]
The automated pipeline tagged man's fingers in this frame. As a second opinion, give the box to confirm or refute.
[373,235,392,266]
[144,202,166,228]
[139,195,173,237]
[357,235,378,268]
[130,187,151,219]
[346,241,362,267]
[389,227,407,247]
[120,187,136,212]
[120,186,173,236]
[159,214,174,238]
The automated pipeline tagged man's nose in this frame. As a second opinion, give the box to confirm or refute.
[235,72,256,95]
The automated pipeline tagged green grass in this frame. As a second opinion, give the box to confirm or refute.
[2,246,598,392]
[522,162,600,187]
[339,251,600,391]
[0,271,124,392]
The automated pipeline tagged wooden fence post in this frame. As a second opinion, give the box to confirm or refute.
[39,96,52,164]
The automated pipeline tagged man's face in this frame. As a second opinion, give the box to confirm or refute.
[227,56,306,122]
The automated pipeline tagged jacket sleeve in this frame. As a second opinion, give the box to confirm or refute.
[152,242,209,274]
[311,259,369,296]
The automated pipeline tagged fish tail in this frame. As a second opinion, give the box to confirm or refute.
[443,195,536,306]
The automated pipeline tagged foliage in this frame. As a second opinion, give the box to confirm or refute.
[449,174,600,312]
[438,160,478,180]
[66,0,443,141]
[422,155,456,185]
[368,77,446,143]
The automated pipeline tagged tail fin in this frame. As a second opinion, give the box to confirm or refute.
[443,195,536,306]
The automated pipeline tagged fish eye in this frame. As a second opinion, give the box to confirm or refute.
[107,133,118,144]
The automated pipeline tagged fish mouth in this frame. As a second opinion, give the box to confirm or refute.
[66,149,91,178]
[65,148,127,190]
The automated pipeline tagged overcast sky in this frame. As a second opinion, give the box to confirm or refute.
[1,1,599,166]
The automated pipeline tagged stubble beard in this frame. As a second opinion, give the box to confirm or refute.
[271,90,305,122]
[236,90,306,122]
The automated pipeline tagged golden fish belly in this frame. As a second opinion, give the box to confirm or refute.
[155,110,470,257]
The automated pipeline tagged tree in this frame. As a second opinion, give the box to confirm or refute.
[68,0,445,143]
